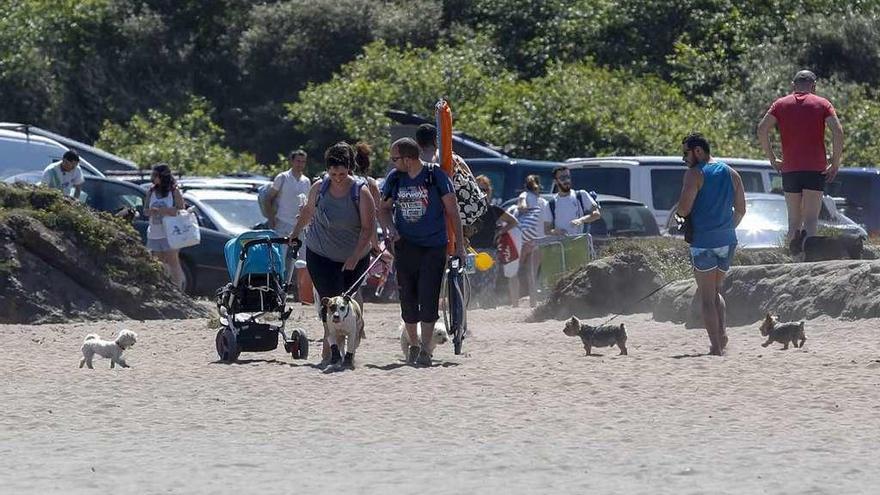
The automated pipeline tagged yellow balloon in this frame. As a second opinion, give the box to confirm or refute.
[475,252,494,271]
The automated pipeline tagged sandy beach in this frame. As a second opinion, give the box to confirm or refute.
[2,302,879,494]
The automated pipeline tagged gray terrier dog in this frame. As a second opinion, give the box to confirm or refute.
[563,316,628,356]
[759,313,806,350]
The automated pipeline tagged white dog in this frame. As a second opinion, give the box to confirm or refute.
[79,330,138,369]
[320,295,365,371]
[399,321,450,360]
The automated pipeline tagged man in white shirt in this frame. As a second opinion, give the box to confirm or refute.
[267,149,312,236]
[547,165,601,255]
[42,151,84,198]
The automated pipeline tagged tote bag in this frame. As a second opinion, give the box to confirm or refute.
[162,210,201,249]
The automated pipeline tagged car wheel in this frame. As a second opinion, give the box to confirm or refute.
[180,257,196,295]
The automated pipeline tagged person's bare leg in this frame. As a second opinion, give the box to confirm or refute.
[527,247,540,307]
[784,192,804,243]
[695,270,721,355]
[166,249,185,290]
[801,189,824,237]
[508,273,520,307]
[715,269,728,353]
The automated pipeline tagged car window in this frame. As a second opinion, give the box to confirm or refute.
[189,204,216,230]
[570,167,630,198]
[513,168,554,196]
[468,166,505,205]
[80,180,145,212]
[650,169,685,210]
[199,198,264,232]
[739,171,764,192]
[592,204,658,236]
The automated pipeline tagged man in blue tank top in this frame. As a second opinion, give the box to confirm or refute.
[676,133,746,356]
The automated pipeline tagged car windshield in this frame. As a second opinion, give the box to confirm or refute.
[198,198,264,233]
[592,203,659,236]
[741,198,787,229]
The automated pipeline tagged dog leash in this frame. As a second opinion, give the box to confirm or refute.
[342,246,389,298]
[597,278,680,326]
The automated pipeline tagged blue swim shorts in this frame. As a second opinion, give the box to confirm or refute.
[690,244,737,272]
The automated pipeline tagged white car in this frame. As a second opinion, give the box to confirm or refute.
[0,128,103,180]
[561,156,775,229]
[183,188,267,236]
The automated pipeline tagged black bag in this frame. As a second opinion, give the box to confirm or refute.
[680,215,694,244]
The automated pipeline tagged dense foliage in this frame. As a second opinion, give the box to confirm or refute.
[2,1,878,168]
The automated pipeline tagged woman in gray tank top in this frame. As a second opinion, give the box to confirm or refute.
[289,142,376,364]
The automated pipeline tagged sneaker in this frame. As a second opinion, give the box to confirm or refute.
[415,349,433,367]
[406,345,420,364]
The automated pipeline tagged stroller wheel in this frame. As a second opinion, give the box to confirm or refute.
[289,329,309,360]
[215,326,240,362]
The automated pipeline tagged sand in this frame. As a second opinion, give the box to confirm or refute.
[1,303,879,494]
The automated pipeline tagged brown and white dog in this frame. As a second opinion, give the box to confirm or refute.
[320,295,365,371]
[759,313,806,350]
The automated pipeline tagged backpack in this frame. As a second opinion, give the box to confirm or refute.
[315,175,363,211]
[257,182,275,219]
[548,190,597,233]
[386,161,487,227]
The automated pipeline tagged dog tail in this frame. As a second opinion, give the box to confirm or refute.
[83,334,100,342]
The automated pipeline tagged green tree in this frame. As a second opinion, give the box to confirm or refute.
[95,96,260,175]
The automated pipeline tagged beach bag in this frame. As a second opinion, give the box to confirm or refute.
[163,210,201,249]
[449,157,487,227]
[497,227,523,278]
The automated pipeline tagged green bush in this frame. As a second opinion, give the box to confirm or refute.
[95,96,262,176]
[0,183,166,285]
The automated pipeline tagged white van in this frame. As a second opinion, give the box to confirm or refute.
[0,129,103,181]
[562,156,774,228]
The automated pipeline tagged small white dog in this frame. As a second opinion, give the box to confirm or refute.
[320,295,365,371]
[79,329,138,369]
[399,321,450,359]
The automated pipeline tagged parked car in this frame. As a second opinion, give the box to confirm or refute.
[76,177,238,295]
[0,122,137,172]
[0,128,103,181]
[666,193,867,251]
[500,193,660,240]
[182,188,267,236]
[562,156,775,229]
[823,168,880,236]
[467,158,563,205]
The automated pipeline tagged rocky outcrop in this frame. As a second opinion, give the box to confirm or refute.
[530,252,665,322]
[653,260,880,327]
[0,185,209,324]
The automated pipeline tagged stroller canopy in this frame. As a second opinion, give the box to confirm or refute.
[224,230,286,281]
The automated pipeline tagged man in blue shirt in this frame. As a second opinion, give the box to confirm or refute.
[676,133,746,356]
[379,138,465,366]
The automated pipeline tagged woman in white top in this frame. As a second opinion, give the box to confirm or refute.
[514,174,551,308]
[145,163,186,290]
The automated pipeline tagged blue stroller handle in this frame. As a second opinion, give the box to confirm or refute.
[239,237,290,261]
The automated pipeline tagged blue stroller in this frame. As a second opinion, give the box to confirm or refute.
[214,230,308,362]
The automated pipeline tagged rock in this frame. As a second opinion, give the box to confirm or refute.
[0,184,210,323]
[653,260,880,327]
[530,252,664,322]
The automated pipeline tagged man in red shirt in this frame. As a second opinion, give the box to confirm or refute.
[757,70,844,255]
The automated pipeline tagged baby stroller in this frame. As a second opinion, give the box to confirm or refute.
[214,230,309,362]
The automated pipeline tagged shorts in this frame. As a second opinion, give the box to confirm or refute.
[306,249,369,300]
[690,244,737,272]
[394,239,447,324]
[147,237,174,252]
[782,171,826,193]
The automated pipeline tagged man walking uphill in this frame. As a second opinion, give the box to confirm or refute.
[378,138,465,367]
[757,70,844,255]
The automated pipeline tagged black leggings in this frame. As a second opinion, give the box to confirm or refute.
[306,249,369,301]
[394,239,447,324]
